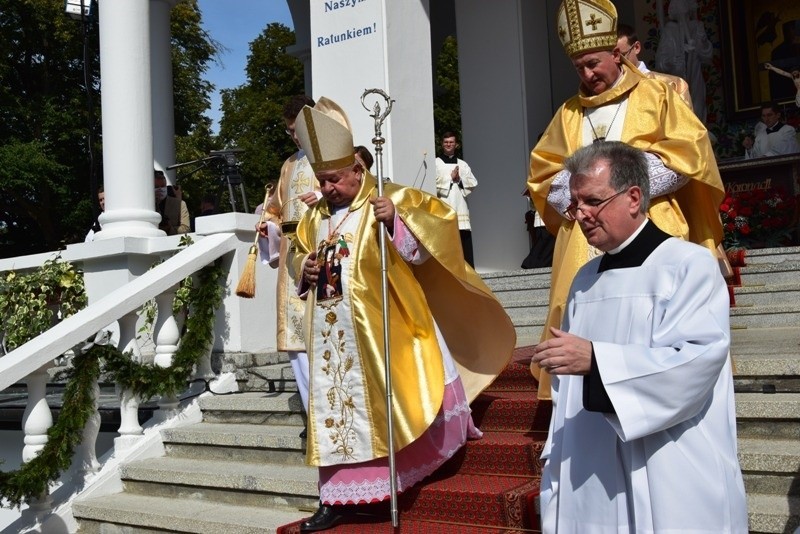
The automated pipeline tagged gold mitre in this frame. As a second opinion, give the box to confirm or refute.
[556,0,618,58]
[295,97,354,173]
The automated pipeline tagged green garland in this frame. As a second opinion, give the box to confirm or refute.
[103,262,224,399]
[0,261,225,508]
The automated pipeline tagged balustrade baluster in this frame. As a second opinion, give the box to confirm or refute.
[154,286,180,420]
[21,362,54,521]
[115,312,143,451]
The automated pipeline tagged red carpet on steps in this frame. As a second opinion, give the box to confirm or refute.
[277,349,551,533]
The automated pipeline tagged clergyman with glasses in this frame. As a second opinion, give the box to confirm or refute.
[532,141,747,533]
[525,0,724,401]
[616,23,693,109]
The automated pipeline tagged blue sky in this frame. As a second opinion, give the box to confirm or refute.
[196,0,294,133]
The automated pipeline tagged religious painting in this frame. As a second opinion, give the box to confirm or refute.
[720,0,800,119]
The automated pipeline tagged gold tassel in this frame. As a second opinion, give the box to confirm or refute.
[235,244,259,298]
[235,184,274,299]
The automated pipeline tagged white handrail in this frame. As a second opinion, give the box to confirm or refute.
[0,232,238,391]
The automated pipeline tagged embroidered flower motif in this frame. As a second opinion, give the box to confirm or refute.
[317,303,358,461]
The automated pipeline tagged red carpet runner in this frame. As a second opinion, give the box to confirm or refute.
[726,248,746,307]
[278,347,551,533]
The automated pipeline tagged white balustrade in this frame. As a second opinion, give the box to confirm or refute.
[153,286,180,419]
[115,313,143,451]
[21,361,55,522]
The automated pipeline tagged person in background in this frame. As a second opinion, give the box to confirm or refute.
[354,145,374,171]
[256,95,321,434]
[533,141,747,533]
[84,186,104,242]
[154,169,190,235]
[743,101,800,159]
[616,23,692,108]
[435,131,478,267]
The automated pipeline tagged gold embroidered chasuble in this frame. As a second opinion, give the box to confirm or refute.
[294,173,516,467]
[264,151,317,351]
[527,64,724,400]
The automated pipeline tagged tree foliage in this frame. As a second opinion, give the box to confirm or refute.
[0,0,100,256]
[218,23,305,203]
[0,0,218,258]
[433,35,462,150]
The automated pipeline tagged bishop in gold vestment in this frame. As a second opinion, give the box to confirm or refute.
[527,0,724,400]
[292,99,515,531]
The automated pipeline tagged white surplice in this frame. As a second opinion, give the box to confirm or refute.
[540,238,747,533]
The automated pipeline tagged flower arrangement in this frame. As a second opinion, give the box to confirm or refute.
[720,187,799,249]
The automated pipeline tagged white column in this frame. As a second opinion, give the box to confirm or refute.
[286,0,312,96]
[150,0,178,183]
[96,0,162,239]
[454,0,551,271]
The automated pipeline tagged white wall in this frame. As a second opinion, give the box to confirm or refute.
[308,0,437,193]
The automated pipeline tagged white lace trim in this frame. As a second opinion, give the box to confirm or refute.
[546,152,689,217]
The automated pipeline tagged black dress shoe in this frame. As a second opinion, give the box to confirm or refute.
[299,426,307,439]
[299,504,344,532]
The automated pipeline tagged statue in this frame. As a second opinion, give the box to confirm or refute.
[655,0,713,123]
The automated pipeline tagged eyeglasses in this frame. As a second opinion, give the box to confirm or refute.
[619,42,637,58]
[285,128,296,137]
[563,189,628,219]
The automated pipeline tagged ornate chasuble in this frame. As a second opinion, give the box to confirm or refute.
[264,151,316,351]
[295,174,516,467]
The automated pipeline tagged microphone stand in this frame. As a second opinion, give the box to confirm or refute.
[360,88,398,528]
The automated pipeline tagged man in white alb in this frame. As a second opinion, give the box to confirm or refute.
[435,131,478,267]
[532,141,747,533]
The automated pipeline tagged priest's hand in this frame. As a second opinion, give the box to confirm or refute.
[256,221,268,238]
[299,191,320,207]
[303,251,320,287]
[531,327,592,375]
[370,196,395,233]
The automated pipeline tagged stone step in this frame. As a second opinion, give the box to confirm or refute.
[512,325,543,349]
[747,493,800,534]
[73,492,309,534]
[491,285,551,307]
[120,456,318,509]
[214,350,288,373]
[733,283,800,308]
[503,303,549,326]
[245,363,299,393]
[738,437,800,496]
[739,260,800,286]
[732,328,800,393]
[198,391,304,425]
[481,267,552,290]
[736,392,800,440]
[729,303,800,329]
[161,422,307,465]
[739,246,800,265]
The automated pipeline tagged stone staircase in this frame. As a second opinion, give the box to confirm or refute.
[72,247,800,533]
